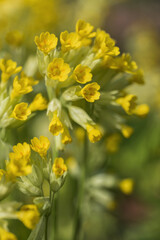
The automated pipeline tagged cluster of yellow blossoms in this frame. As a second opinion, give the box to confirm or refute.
[34,19,149,148]
[0,135,67,237]
[0,59,47,128]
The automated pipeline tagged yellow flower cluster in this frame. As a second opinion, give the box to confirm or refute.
[0,58,47,128]
[34,19,149,146]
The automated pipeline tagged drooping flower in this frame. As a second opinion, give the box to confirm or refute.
[52,157,67,178]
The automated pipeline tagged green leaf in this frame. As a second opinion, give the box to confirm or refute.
[27,215,46,240]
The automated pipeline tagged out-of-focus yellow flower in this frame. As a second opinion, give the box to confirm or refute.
[72,64,92,84]
[109,53,138,73]
[34,32,58,55]
[106,133,121,153]
[119,178,134,195]
[60,31,81,52]
[29,93,48,112]
[11,102,31,121]
[93,29,120,58]
[0,227,17,240]
[49,112,64,136]
[47,58,71,82]
[75,127,85,142]
[116,94,137,115]
[7,142,31,177]
[86,124,102,143]
[121,125,133,138]
[16,204,40,229]
[0,169,6,180]
[52,157,67,178]
[81,82,100,102]
[11,72,38,99]
[9,142,30,162]
[6,30,23,47]
[0,59,22,82]
[31,136,50,157]
[62,128,72,144]
[129,69,144,84]
[133,104,149,117]
[76,19,96,46]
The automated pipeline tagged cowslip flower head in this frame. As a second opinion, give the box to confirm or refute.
[0,227,17,240]
[116,94,137,115]
[52,157,67,178]
[29,93,48,112]
[72,64,92,84]
[86,124,102,143]
[49,111,64,136]
[81,82,100,102]
[60,31,81,52]
[11,102,31,121]
[31,136,50,157]
[0,59,22,82]
[47,58,71,82]
[34,32,58,55]
[16,204,40,229]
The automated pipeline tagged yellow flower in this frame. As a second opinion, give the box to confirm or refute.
[62,128,72,144]
[93,29,120,58]
[6,30,23,47]
[0,59,22,82]
[60,31,81,52]
[76,19,96,46]
[119,178,134,195]
[133,104,149,117]
[81,82,100,102]
[49,112,64,136]
[0,169,6,181]
[9,142,31,162]
[86,124,102,143]
[31,136,50,157]
[106,133,121,153]
[47,58,71,82]
[0,227,17,240]
[34,32,58,55]
[116,94,137,115]
[7,142,31,177]
[110,53,138,73]
[129,69,144,84]
[16,205,40,229]
[121,125,133,138]
[29,93,48,112]
[11,72,38,99]
[11,102,31,121]
[72,64,92,84]
[52,157,67,178]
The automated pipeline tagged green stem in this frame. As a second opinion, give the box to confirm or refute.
[73,133,88,240]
